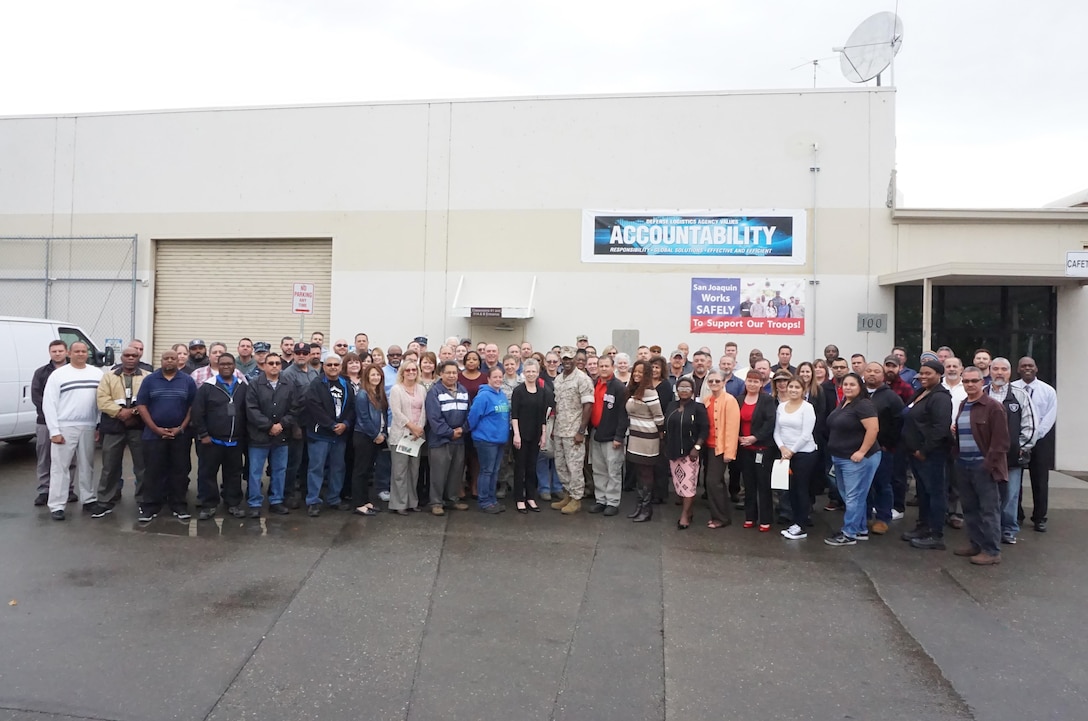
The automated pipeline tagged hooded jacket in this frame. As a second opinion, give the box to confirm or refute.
[191,374,248,444]
[468,384,510,445]
[302,374,356,440]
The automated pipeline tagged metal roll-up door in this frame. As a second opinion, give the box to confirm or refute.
[152,238,332,363]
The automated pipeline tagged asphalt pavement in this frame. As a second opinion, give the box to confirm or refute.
[1,440,1085,721]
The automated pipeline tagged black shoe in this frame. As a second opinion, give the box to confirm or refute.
[733,502,746,510]
[227,506,246,519]
[1033,521,1047,532]
[336,501,353,512]
[286,495,302,510]
[90,503,113,519]
[901,526,930,542]
[67,491,78,504]
[137,508,157,523]
[482,504,502,514]
[632,506,653,523]
[588,503,607,514]
[307,504,321,517]
[172,507,192,521]
[269,503,290,515]
[602,505,619,517]
[197,507,217,521]
[82,502,97,513]
[627,503,644,519]
[247,508,261,518]
[51,510,65,521]
[910,535,946,551]
[527,501,541,513]
[34,493,48,507]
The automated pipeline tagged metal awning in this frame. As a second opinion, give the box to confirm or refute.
[877,262,1085,287]
[451,274,537,319]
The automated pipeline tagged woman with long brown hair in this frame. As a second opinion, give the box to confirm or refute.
[340,352,364,502]
[625,360,665,523]
[351,363,388,516]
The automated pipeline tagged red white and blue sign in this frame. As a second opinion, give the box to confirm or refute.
[690,277,806,335]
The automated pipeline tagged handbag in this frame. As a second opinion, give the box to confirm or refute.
[541,413,556,459]
[771,458,791,490]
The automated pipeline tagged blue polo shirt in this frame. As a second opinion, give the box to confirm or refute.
[136,369,197,440]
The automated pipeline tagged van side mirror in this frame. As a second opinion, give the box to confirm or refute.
[100,347,115,367]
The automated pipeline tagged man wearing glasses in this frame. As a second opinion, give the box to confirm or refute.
[91,346,148,517]
[245,352,296,516]
[951,366,1009,565]
[301,355,356,516]
[332,339,350,360]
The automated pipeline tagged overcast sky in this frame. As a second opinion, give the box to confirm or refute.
[3,0,1084,207]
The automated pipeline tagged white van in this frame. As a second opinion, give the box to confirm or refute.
[0,317,114,443]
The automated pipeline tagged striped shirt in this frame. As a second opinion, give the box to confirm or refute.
[625,389,665,462]
[43,364,104,434]
[956,400,982,463]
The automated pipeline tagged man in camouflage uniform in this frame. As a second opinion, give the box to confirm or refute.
[550,346,594,515]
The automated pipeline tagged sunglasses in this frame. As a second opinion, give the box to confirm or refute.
[707,379,723,384]
[265,361,282,366]
[334,343,348,347]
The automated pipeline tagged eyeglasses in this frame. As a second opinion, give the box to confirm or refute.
[707,379,723,384]
[265,361,281,366]
[546,359,558,363]
[388,353,403,357]
[324,362,341,367]
[334,343,348,347]
[962,378,983,384]
[405,369,418,373]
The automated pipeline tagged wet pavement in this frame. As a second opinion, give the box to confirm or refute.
[1,440,1086,721]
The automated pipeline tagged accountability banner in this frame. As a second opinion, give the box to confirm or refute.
[582,209,806,265]
[690,277,806,335]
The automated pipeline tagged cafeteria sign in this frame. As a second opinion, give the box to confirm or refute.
[582,209,806,265]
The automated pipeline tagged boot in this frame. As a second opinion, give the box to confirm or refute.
[550,491,570,510]
[627,501,644,519]
[561,498,581,515]
[632,503,653,523]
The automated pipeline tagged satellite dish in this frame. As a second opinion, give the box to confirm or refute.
[833,12,903,85]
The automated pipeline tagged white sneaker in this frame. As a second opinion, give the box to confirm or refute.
[378,491,391,502]
[891,509,905,521]
[781,524,807,540]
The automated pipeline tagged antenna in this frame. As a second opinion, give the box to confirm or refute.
[791,55,837,88]
[833,11,903,85]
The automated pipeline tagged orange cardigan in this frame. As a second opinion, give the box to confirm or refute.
[707,393,740,460]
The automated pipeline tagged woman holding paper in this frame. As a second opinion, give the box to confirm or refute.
[388,361,428,515]
[774,378,819,540]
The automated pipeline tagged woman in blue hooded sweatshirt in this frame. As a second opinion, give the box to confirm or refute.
[469,366,511,513]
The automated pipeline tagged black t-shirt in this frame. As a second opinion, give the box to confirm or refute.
[329,383,345,419]
[826,398,878,458]
[511,384,547,436]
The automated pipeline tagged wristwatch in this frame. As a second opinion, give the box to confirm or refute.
[694,444,702,451]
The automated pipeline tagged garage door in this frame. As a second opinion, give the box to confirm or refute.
[153,238,332,363]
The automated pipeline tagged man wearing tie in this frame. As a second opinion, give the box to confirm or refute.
[1012,357,1056,532]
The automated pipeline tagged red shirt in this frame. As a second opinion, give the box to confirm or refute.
[592,378,607,428]
[739,399,766,452]
[705,395,718,448]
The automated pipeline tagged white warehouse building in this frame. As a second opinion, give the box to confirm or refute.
[0,87,1086,468]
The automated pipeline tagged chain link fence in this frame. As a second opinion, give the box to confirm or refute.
[0,236,138,348]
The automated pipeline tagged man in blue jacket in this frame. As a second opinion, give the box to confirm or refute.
[425,360,470,515]
[301,355,355,516]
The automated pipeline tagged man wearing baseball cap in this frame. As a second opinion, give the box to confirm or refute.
[184,340,209,375]
[247,342,272,382]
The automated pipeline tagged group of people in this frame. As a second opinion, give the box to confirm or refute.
[30,332,1056,565]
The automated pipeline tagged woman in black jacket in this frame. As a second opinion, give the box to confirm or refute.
[663,377,708,529]
[737,370,779,531]
[900,360,954,549]
[649,355,674,504]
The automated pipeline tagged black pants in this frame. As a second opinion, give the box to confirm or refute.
[197,441,243,508]
[351,432,384,505]
[651,454,670,502]
[727,458,742,499]
[143,434,192,512]
[286,437,308,498]
[1024,429,1054,522]
[705,452,732,525]
[787,451,819,528]
[513,439,540,503]
[739,448,773,525]
[416,454,431,505]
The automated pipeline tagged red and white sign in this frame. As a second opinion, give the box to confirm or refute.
[292,282,315,314]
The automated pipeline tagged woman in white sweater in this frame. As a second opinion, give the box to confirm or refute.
[388,361,428,514]
[773,377,819,540]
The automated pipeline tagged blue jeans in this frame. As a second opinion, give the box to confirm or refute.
[248,445,287,507]
[833,452,881,538]
[374,448,391,493]
[475,441,504,508]
[306,437,346,507]
[868,449,895,522]
[536,454,562,495]
[999,466,1022,537]
[910,451,948,536]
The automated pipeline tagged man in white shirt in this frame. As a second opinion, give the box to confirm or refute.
[1012,356,1057,532]
[941,356,968,528]
[42,342,104,519]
